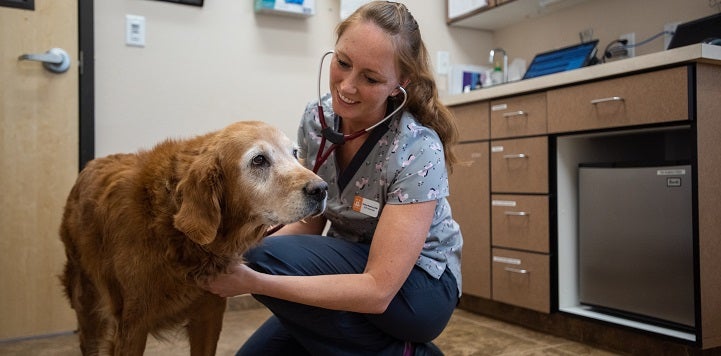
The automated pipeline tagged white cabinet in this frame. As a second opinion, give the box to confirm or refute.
[447,0,589,31]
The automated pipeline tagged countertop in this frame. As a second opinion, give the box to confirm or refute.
[442,43,721,106]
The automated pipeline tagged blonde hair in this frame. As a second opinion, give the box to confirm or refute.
[336,1,459,169]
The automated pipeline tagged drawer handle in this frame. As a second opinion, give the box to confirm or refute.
[502,110,527,118]
[504,211,529,216]
[590,96,624,105]
[504,267,529,274]
[503,153,528,159]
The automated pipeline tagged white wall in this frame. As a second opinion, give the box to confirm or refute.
[94,0,491,157]
[95,0,719,157]
[492,0,716,64]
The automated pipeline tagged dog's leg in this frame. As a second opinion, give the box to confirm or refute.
[187,294,227,356]
[113,308,150,356]
[62,259,108,355]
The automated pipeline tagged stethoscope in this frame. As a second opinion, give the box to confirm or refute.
[265,51,408,236]
[312,50,408,173]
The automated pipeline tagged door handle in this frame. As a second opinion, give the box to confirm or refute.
[18,48,71,74]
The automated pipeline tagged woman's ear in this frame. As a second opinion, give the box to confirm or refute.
[391,79,411,97]
[174,155,223,245]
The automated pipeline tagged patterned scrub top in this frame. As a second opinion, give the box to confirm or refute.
[297,93,463,296]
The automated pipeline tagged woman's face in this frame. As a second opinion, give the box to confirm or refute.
[330,21,403,130]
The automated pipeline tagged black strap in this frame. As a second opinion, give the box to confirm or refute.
[337,119,391,193]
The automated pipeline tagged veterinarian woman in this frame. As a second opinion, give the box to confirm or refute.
[205,2,462,354]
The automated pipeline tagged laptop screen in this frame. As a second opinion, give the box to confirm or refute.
[667,13,721,49]
[523,40,599,80]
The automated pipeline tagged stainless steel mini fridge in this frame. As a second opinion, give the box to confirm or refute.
[578,163,695,328]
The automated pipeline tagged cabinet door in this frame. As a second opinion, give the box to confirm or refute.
[491,92,547,139]
[491,194,549,253]
[492,248,550,313]
[448,142,490,298]
[491,136,548,193]
[447,0,496,22]
[450,101,490,142]
[547,66,689,133]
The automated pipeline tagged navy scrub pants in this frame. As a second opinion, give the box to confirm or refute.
[236,234,458,356]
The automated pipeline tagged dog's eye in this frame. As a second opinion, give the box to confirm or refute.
[252,155,268,166]
[292,148,299,159]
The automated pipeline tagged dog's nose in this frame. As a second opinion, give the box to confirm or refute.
[304,181,328,201]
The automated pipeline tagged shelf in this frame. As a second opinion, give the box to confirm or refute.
[448,0,589,31]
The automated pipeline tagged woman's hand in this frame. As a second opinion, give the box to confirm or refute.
[203,263,256,298]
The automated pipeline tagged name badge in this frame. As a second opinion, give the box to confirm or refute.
[352,196,380,218]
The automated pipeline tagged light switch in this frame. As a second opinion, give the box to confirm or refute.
[126,15,146,47]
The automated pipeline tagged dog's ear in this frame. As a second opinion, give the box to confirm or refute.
[174,155,222,245]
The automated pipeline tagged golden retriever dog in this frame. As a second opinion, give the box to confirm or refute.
[60,121,327,355]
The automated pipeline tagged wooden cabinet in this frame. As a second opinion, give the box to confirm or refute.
[448,102,490,299]
[448,49,721,352]
[489,135,550,311]
[448,97,551,312]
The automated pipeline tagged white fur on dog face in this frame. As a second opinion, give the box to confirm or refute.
[232,124,326,225]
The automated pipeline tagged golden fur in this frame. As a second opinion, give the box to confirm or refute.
[60,121,326,355]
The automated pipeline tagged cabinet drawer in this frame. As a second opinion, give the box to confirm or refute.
[448,142,490,298]
[491,136,548,193]
[491,194,549,253]
[491,92,547,138]
[450,101,489,142]
[492,248,550,313]
[547,66,689,133]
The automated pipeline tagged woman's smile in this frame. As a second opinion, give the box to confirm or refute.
[337,90,357,105]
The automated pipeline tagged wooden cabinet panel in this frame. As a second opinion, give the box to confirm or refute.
[696,63,721,348]
[492,248,550,313]
[491,136,548,193]
[450,101,490,142]
[491,194,549,253]
[491,92,547,138]
[547,66,689,133]
[448,142,490,298]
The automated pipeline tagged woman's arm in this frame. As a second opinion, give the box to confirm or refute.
[205,200,436,314]
[269,215,326,236]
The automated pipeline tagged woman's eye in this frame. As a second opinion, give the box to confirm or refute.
[337,59,350,68]
[365,76,379,84]
[252,155,267,166]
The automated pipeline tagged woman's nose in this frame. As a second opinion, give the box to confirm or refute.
[338,75,359,94]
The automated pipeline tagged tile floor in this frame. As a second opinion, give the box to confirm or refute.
[0,303,619,356]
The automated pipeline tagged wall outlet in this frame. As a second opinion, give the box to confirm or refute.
[619,32,635,58]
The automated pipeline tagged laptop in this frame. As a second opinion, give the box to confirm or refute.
[522,40,599,80]
[667,12,721,49]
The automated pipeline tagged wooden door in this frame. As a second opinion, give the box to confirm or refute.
[1,0,78,339]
